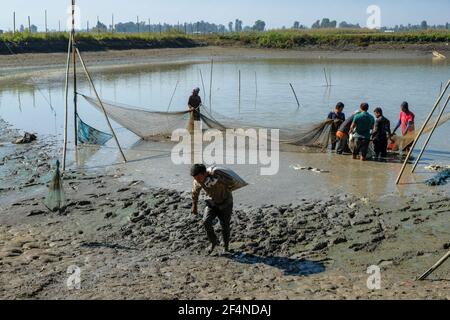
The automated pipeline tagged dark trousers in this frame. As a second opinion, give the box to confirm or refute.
[203,200,233,247]
[353,137,370,158]
[337,136,350,154]
[373,139,388,159]
[330,130,337,150]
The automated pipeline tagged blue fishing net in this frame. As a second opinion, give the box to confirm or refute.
[77,115,113,146]
[425,169,450,186]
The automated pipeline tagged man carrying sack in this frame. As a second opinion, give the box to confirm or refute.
[190,164,248,255]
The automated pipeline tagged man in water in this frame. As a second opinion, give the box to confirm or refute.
[327,102,346,151]
[393,101,415,152]
[350,103,375,161]
[188,87,202,121]
[372,107,392,161]
[336,110,360,155]
[191,164,234,255]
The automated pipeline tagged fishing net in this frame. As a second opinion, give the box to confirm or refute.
[391,111,450,151]
[81,94,333,152]
[82,94,450,154]
[77,114,113,145]
[44,160,66,212]
[426,169,450,186]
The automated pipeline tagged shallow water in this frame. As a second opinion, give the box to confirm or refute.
[1,54,449,200]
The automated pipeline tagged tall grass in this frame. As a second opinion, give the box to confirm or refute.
[1,29,449,50]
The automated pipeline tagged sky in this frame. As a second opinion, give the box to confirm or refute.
[0,0,449,31]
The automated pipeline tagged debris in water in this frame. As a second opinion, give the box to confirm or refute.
[432,51,446,59]
[425,164,450,171]
[14,132,37,144]
[291,164,330,174]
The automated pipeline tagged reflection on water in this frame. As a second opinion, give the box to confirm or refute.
[0,56,449,198]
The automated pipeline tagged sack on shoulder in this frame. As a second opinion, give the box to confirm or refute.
[207,166,249,192]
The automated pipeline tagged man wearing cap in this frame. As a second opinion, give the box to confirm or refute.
[393,101,415,152]
[188,88,202,121]
[190,164,234,255]
[393,101,415,137]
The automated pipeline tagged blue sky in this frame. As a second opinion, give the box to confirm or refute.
[1,0,449,31]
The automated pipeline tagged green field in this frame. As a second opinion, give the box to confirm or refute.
[1,29,449,53]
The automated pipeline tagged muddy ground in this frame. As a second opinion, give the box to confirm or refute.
[0,119,449,300]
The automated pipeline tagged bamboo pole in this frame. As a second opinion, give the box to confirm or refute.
[238,70,241,112]
[289,83,300,109]
[45,10,48,33]
[209,59,213,112]
[254,71,258,109]
[417,250,450,281]
[323,68,329,87]
[199,69,206,103]
[62,36,72,171]
[76,48,127,163]
[411,94,450,173]
[71,1,78,147]
[167,80,179,112]
[395,80,450,184]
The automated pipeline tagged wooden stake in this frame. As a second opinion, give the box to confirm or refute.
[167,80,179,112]
[411,94,450,173]
[76,48,127,163]
[289,83,300,109]
[417,250,450,281]
[395,80,450,184]
[62,36,72,171]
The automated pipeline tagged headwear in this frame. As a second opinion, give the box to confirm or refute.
[190,164,206,177]
[401,101,409,111]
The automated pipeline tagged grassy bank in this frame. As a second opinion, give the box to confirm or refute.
[1,29,449,54]
[0,31,204,54]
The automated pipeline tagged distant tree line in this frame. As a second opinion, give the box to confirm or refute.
[7,17,448,34]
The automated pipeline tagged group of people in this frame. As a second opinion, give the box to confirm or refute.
[328,101,415,161]
[187,88,418,255]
